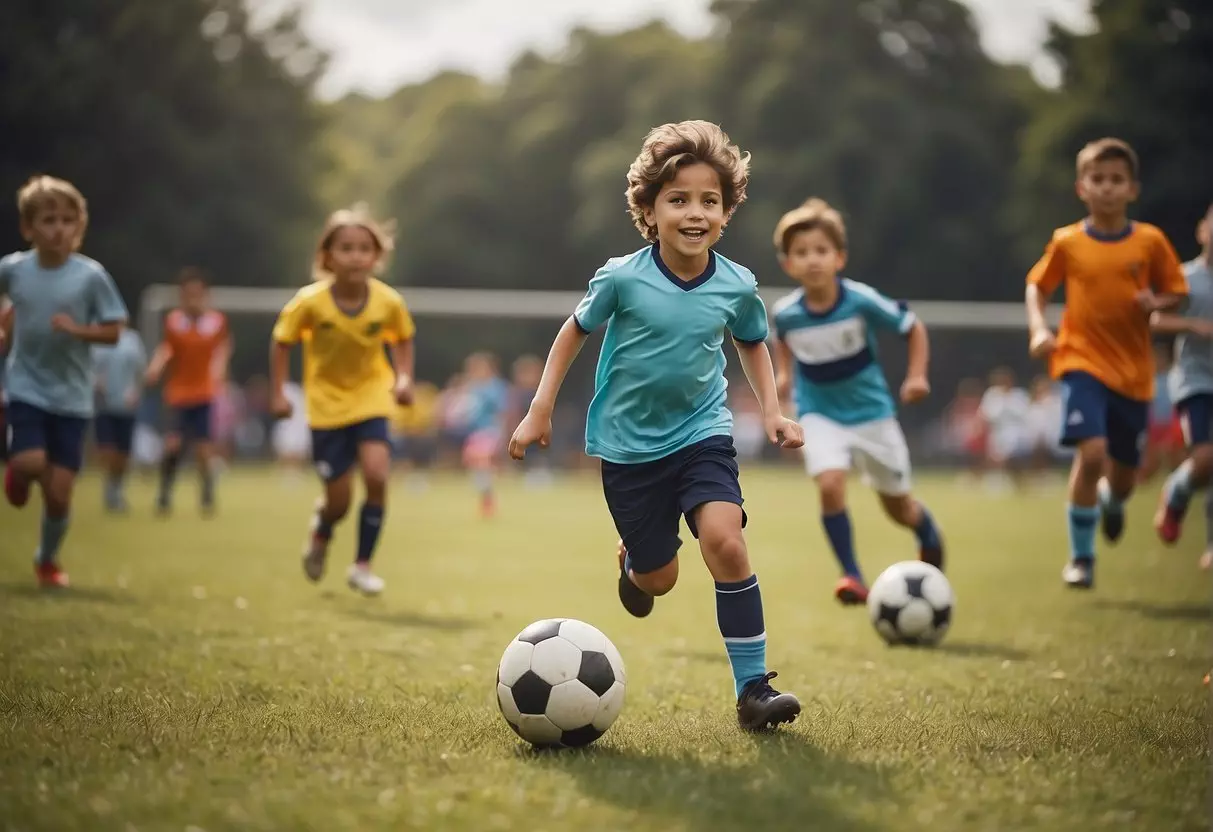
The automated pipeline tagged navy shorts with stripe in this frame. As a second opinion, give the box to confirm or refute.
[6,399,88,473]
[311,418,390,482]
[167,402,213,443]
[1178,394,1213,448]
[1058,371,1149,467]
[600,435,746,575]
[94,413,136,454]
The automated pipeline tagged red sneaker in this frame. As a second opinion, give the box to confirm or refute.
[35,562,69,589]
[4,465,30,508]
[1154,492,1184,546]
[834,575,868,606]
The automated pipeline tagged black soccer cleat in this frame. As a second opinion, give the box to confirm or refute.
[736,671,801,732]
[617,568,654,618]
[1061,557,1094,590]
[1100,510,1124,544]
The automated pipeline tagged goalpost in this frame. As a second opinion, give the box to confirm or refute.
[137,284,1060,343]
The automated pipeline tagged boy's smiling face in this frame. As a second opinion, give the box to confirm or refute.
[642,162,725,265]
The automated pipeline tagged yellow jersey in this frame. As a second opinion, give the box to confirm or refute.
[272,279,416,429]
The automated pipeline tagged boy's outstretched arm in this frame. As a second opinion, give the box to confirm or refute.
[508,317,588,459]
[900,320,931,403]
[733,339,804,448]
[269,341,293,417]
[1025,284,1056,358]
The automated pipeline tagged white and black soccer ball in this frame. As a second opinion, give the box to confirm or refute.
[867,561,954,646]
[496,618,626,748]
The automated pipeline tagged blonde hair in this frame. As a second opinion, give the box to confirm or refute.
[626,121,750,243]
[17,175,89,247]
[1076,137,1139,180]
[773,198,848,254]
[312,203,396,282]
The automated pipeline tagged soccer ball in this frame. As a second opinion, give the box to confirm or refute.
[867,561,954,646]
[496,618,626,748]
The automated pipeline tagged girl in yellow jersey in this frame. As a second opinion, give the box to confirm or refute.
[270,206,416,595]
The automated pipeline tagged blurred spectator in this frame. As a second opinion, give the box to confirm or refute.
[979,367,1030,492]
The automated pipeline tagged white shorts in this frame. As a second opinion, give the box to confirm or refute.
[799,414,912,496]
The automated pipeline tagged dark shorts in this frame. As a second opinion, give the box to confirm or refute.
[600,435,746,575]
[1178,394,1213,448]
[94,413,136,454]
[6,400,88,472]
[167,402,213,443]
[311,418,390,482]
[1058,371,1149,467]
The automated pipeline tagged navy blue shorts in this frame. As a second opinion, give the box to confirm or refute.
[1178,394,1213,448]
[1058,371,1149,467]
[6,400,88,473]
[94,413,136,454]
[166,402,213,443]
[311,418,390,482]
[600,435,746,575]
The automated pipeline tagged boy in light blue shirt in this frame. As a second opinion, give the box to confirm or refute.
[509,121,805,732]
[92,328,148,513]
[1,176,128,588]
[771,199,944,606]
[1152,203,1213,551]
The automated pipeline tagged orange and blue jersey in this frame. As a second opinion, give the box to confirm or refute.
[1027,220,1188,403]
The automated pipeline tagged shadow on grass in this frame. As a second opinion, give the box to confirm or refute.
[1093,599,1211,622]
[0,583,134,605]
[935,641,1030,661]
[526,729,890,832]
[337,606,484,631]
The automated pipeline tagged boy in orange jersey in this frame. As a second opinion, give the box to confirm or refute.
[144,268,231,515]
[1026,138,1188,589]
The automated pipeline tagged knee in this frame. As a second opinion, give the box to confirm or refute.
[816,472,847,514]
[12,452,46,480]
[633,560,678,596]
[700,527,750,582]
[362,472,388,503]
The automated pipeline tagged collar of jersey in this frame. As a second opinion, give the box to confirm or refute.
[800,278,848,319]
[1082,219,1135,243]
[328,284,369,317]
[651,244,716,291]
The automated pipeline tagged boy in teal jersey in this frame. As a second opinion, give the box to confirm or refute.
[509,121,805,732]
[0,176,128,588]
[770,198,944,606]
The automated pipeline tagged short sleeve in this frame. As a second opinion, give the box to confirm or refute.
[729,279,770,344]
[573,264,619,333]
[853,283,916,335]
[272,290,311,345]
[386,293,416,343]
[90,266,129,324]
[1150,232,1189,297]
[1027,232,1066,294]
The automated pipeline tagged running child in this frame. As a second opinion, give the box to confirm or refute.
[460,352,510,517]
[1,175,128,587]
[509,120,805,731]
[1025,138,1188,589]
[144,268,231,515]
[270,205,415,596]
[92,327,148,512]
[770,198,944,606]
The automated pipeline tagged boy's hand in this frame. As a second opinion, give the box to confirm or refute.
[1134,288,1160,313]
[764,413,804,449]
[393,372,414,406]
[1028,327,1057,359]
[51,314,80,336]
[270,394,293,419]
[508,410,552,460]
[900,375,930,404]
[1189,319,1213,339]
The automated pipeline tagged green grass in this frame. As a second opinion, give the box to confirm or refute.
[0,466,1208,831]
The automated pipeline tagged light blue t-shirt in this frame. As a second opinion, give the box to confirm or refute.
[772,278,916,426]
[0,250,129,418]
[574,245,769,464]
[92,329,148,415]
[465,377,509,433]
[1169,257,1213,403]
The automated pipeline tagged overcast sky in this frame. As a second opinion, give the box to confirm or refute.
[248,0,1095,99]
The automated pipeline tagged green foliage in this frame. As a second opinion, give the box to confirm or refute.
[1012,0,1213,262]
[0,0,328,301]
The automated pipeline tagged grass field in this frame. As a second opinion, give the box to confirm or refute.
[0,466,1208,831]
